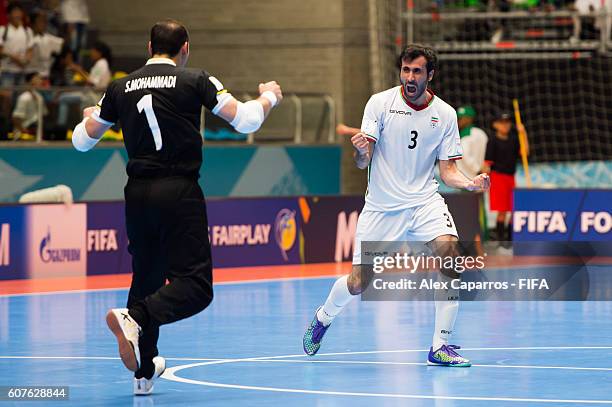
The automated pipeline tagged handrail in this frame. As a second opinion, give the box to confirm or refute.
[400,9,611,54]
[1,85,102,144]
[0,85,105,92]
[0,87,338,144]
[323,95,336,143]
[231,92,336,144]
[405,10,605,20]
[290,94,302,144]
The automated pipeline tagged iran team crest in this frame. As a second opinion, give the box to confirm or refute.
[430,117,439,128]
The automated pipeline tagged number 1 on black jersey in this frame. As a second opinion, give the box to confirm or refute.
[137,94,162,151]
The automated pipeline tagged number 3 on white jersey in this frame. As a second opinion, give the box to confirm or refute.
[137,94,162,151]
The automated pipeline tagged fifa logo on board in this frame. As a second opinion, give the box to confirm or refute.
[274,209,297,261]
[87,229,119,252]
[513,211,567,233]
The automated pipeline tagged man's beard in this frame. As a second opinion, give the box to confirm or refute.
[401,79,427,102]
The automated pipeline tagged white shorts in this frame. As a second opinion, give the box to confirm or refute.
[352,194,458,265]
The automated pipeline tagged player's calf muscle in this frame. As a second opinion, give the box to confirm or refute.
[429,237,462,279]
[347,265,374,295]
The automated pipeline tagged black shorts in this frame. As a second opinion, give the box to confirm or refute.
[124,176,213,288]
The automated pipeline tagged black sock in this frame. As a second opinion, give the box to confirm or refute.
[135,360,155,380]
[496,221,505,242]
[506,223,513,241]
[128,304,149,330]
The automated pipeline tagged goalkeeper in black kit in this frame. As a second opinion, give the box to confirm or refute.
[71,19,282,395]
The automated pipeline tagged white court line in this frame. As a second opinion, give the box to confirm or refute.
[0,356,120,360]
[252,359,612,372]
[0,275,337,298]
[0,356,224,361]
[0,286,130,298]
[3,346,612,362]
[4,348,612,402]
[306,346,612,358]
[161,347,612,404]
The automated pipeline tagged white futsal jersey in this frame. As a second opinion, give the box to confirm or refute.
[360,86,463,212]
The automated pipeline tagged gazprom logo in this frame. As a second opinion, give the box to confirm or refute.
[513,211,567,234]
[274,209,297,261]
[39,227,81,263]
[0,223,9,267]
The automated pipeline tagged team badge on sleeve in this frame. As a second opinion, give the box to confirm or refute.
[362,119,379,141]
[208,76,225,93]
[97,93,106,108]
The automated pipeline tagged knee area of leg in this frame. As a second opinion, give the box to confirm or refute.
[440,245,460,259]
[347,275,364,295]
[189,278,213,309]
[191,293,213,314]
[199,286,214,308]
[435,298,459,310]
[349,265,376,295]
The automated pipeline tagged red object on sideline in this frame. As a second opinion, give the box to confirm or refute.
[489,170,515,212]
[0,0,8,26]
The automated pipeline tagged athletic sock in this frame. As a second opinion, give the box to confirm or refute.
[432,272,459,350]
[317,275,355,326]
[135,360,155,380]
[496,220,505,242]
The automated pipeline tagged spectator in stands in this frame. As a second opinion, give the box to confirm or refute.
[68,40,112,91]
[17,1,40,17]
[12,71,45,139]
[13,71,65,140]
[456,105,488,179]
[571,0,611,41]
[49,44,74,86]
[456,106,489,240]
[28,11,64,83]
[60,0,88,63]
[0,3,33,86]
[484,112,528,246]
[39,0,62,36]
[56,40,111,128]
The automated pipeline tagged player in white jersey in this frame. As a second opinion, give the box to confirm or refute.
[303,44,490,366]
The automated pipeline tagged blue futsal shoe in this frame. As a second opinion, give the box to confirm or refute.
[427,344,471,367]
[303,307,330,356]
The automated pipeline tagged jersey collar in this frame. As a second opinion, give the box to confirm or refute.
[145,57,177,66]
[400,87,435,111]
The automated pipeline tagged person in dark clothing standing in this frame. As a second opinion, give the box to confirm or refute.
[484,112,528,246]
[71,19,282,396]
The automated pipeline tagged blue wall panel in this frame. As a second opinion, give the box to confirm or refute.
[0,145,341,202]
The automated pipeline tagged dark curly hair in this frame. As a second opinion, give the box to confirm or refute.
[92,41,112,68]
[396,44,438,74]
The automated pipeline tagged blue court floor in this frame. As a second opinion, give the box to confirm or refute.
[1,274,612,406]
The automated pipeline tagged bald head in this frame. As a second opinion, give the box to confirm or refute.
[150,19,189,57]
